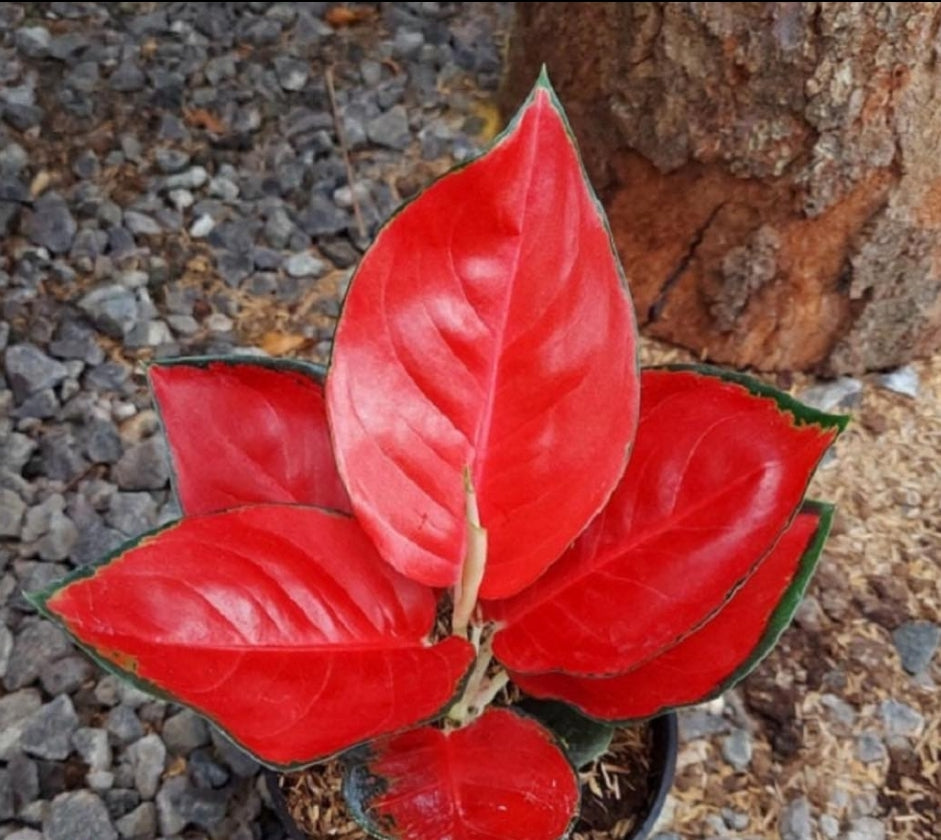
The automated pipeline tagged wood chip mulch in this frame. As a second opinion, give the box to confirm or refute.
[638,339,940,840]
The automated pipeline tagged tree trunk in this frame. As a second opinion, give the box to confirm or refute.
[500,3,941,373]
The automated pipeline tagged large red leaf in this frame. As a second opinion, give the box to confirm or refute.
[513,505,831,720]
[327,78,638,599]
[150,359,350,515]
[486,368,843,676]
[343,708,580,840]
[33,505,473,768]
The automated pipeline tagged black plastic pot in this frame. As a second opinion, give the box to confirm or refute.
[264,770,307,840]
[629,710,678,840]
[265,710,678,840]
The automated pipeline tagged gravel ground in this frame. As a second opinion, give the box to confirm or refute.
[0,4,937,840]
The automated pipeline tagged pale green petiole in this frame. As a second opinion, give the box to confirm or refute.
[452,467,487,639]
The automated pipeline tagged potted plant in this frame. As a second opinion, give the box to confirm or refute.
[31,73,845,840]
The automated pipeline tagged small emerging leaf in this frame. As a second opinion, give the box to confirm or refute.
[151,359,350,516]
[327,78,639,599]
[512,504,832,721]
[487,368,843,676]
[33,505,474,768]
[343,708,580,840]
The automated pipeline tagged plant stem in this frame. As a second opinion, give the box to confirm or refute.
[452,468,486,638]
[448,470,502,727]
[469,623,483,653]
[474,669,510,709]
[447,630,509,726]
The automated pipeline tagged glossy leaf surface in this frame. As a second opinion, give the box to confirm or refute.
[327,80,639,598]
[487,368,843,675]
[151,359,350,515]
[344,708,580,840]
[35,505,474,768]
[513,504,831,720]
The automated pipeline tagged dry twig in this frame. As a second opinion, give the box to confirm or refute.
[325,66,366,241]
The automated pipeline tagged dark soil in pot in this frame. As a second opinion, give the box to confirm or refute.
[267,712,678,840]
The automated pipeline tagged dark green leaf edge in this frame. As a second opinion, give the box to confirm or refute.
[714,499,835,691]
[567,499,834,727]
[24,507,473,773]
[341,744,398,840]
[146,355,337,519]
[640,365,841,657]
[630,362,844,667]
[148,353,328,380]
[530,65,639,321]
[515,697,615,769]
[657,363,849,434]
[325,68,641,386]
[342,707,583,840]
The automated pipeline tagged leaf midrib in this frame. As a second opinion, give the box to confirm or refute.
[506,457,781,624]
[471,99,544,492]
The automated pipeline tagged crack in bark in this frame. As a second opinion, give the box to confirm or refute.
[646,201,727,324]
[625,6,664,69]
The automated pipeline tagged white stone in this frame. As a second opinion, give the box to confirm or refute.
[877,365,918,398]
[189,215,215,238]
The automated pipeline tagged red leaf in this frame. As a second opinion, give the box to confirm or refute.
[512,506,830,719]
[36,505,473,767]
[344,708,580,840]
[327,80,638,598]
[487,369,841,676]
[151,359,350,516]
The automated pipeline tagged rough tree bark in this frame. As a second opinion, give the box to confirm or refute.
[500,3,941,373]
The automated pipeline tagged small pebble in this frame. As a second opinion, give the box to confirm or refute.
[72,728,112,771]
[127,733,166,799]
[190,214,216,237]
[855,731,887,764]
[20,695,79,761]
[879,698,924,738]
[799,377,863,413]
[892,621,939,675]
[154,148,191,174]
[846,817,886,840]
[720,728,752,771]
[367,105,412,150]
[44,790,117,840]
[123,211,162,236]
[205,312,233,332]
[284,252,327,278]
[779,796,813,840]
[819,814,840,839]
[876,365,918,398]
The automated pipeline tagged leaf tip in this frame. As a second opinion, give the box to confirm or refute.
[828,410,852,434]
[22,587,48,616]
[798,498,836,562]
[535,63,553,91]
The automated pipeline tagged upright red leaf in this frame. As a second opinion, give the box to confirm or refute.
[343,708,580,840]
[151,359,350,516]
[487,368,844,676]
[513,505,831,720]
[327,78,639,599]
[33,505,473,768]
